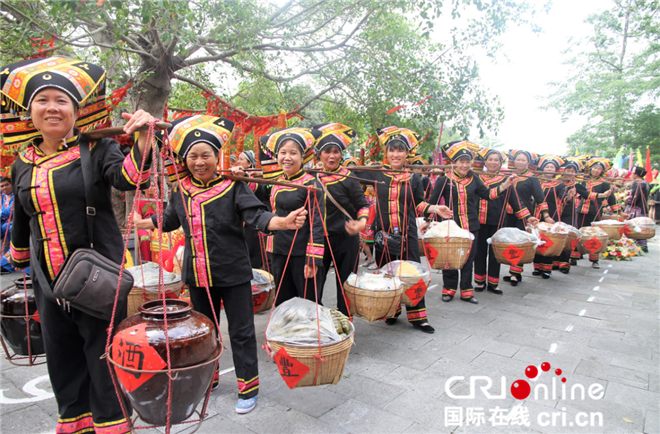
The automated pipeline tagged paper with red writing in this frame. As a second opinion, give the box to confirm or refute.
[274,347,310,389]
[570,239,579,251]
[583,237,603,254]
[536,233,554,254]
[252,291,269,313]
[112,323,166,392]
[424,243,439,267]
[502,244,525,266]
[405,279,427,306]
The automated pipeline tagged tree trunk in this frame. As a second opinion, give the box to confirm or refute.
[135,65,172,120]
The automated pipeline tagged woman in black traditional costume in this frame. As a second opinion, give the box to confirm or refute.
[354,127,451,333]
[134,115,307,414]
[502,149,550,286]
[578,157,621,269]
[6,57,155,434]
[429,142,512,303]
[531,155,566,279]
[312,123,370,316]
[473,147,508,294]
[554,157,590,273]
[624,165,651,252]
[260,128,327,306]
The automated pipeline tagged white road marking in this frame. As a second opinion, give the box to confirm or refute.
[578,309,586,316]
[549,343,558,353]
[587,296,595,302]
[565,324,574,332]
[593,286,600,291]
[0,375,54,404]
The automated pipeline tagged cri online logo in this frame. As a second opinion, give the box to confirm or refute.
[446,361,605,401]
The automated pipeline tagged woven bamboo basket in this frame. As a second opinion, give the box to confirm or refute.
[344,281,402,322]
[127,281,183,316]
[563,231,581,253]
[492,241,536,266]
[577,235,608,255]
[625,226,656,240]
[535,230,568,257]
[424,237,472,270]
[418,239,426,257]
[268,324,354,388]
[592,222,624,240]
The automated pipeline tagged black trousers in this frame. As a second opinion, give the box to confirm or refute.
[474,224,501,289]
[272,254,325,306]
[533,253,556,272]
[32,273,130,432]
[374,234,428,323]
[322,232,359,316]
[442,230,479,298]
[189,282,259,399]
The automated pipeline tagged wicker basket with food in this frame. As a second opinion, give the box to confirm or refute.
[266,298,354,388]
[343,272,403,321]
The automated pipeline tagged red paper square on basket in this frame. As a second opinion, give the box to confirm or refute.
[112,323,167,392]
[252,291,268,313]
[536,233,554,254]
[583,237,603,254]
[570,238,579,251]
[424,243,439,267]
[502,244,525,266]
[274,347,310,389]
[405,279,427,307]
[620,225,631,237]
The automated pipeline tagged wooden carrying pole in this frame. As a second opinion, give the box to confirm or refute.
[81,122,172,140]
[222,174,321,191]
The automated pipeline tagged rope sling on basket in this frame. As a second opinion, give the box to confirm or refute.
[263,186,354,389]
[104,122,222,434]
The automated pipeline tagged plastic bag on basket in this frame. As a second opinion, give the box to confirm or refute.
[553,222,581,238]
[580,226,608,236]
[345,272,402,291]
[379,260,429,283]
[424,220,473,240]
[251,269,274,294]
[266,298,347,346]
[488,228,541,248]
[536,222,571,233]
[125,262,180,290]
[625,217,655,232]
[592,220,623,226]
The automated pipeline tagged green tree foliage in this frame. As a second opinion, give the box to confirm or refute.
[2,0,538,142]
[544,0,659,166]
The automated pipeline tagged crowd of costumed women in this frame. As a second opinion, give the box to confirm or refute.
[2,57,655,432]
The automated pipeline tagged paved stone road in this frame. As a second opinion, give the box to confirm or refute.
[1,237,658,433]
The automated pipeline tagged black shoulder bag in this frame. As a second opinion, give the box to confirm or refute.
[31,141,134,321]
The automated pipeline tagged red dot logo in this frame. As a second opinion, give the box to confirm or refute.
[555,369,562,376]
[541,362,551,371]
[511,380,531,400]
[525,365,538,379]
[561,377,567,383]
